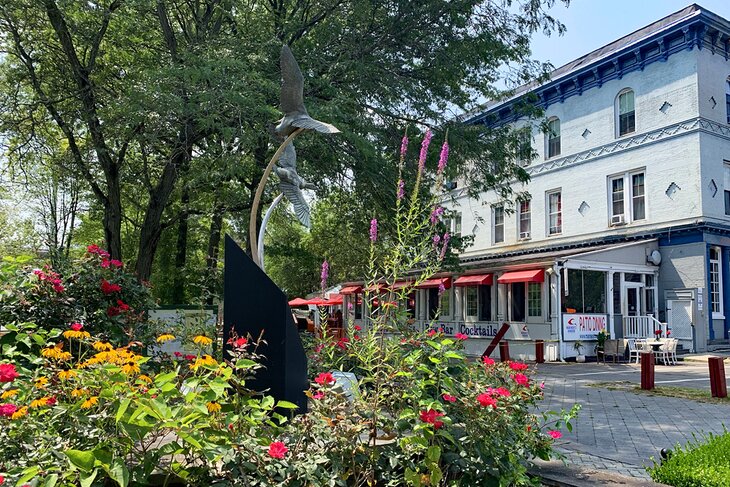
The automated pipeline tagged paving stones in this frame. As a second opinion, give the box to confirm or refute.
[536,362,730,481]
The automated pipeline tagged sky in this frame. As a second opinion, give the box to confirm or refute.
[530,0,730,71]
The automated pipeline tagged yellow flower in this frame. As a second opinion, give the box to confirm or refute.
[206,401,222,413]
[71,388,87,398]
[121,361,140,375]
[63,330,91,340]
[193,335,213,346]
[190,355,217,371]
[1,389,18,399]
[34,377,49,389]
[41,344,71,361]
[81,396,99,409]
[137,374,153,383]
[58,369,78,380]
[93,341,113,351]
[156,334,176,343]
[30,397,52,408]
[11,406,28,419]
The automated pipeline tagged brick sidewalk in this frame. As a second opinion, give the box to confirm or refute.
[537,363,730,478]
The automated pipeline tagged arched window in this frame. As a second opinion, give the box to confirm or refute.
[616,89,635,136]
[725,77,730,124]
[546,117,560,158]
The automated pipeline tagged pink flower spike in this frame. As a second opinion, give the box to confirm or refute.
[437,139,449,174]
[369,219,378,243]
[397,179,405,200]
[320,260,329,291]
[548,430,562,439]
[418,130,433,173]
[400,134,409,160]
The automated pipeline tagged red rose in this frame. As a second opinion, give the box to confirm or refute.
[0,364,20,383]
[314,372,335,385]
[509,362,528,371]
[442,393,457,403]
[455,333,468,340]
[107,306,120,317]
[477,393,497,408]
[110,259,123,268]
[101,279,122,295]
[45,396,57,406]
[427,329,437,337]
[70,323,84,331]
[336,337,349,350]
[654,329,662,335]
[354,325,362,331]
[185,354,196,361]
[234,338,248,348]
[513,373,529,386]
[312,391,325,400]
[419,408,445,429]
[174,351,182,358]
[548,430,562,439]
[0,474,4,485]
[87,244,101,254]
[100,259,111,269]
[116,300,130,311]
[482,356,495,366]
[268,441,288,459]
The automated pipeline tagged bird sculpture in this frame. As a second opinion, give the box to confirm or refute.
[274,140,315,228]
[275,45,340,136]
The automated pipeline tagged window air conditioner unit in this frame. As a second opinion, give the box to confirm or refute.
[444,181,458,191]
[519,231,531,240]
[610,214,626,226]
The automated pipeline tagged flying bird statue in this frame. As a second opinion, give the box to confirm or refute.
[275,45,340,136]
[274,141,315,228]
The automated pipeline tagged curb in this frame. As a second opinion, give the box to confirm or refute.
[529,458,670,487]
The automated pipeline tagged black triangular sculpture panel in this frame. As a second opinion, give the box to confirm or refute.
[223,235,308,412]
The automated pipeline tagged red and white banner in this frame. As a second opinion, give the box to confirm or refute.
[562,314,607,341]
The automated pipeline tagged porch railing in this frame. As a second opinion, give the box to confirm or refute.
[623,315,668,338]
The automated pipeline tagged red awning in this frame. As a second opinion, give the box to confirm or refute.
[454,274,493,286]
[339,285,362,295]
[288,297,310,306]
[416,277,452,289]
[497,269,545,284]
[365,283,386,293]
[326,294,344,305]
[390,281,413,290]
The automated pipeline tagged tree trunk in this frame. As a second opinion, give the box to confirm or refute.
[171,186,190,303]
[204,205,224,305]
[105,171,123,260]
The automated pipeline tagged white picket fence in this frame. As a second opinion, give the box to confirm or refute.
[623,315,668,338]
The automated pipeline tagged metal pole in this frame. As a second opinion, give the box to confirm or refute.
[257,193,285,271]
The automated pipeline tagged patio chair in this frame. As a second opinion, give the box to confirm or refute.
[628,339,645,363]
[667,338,678,365]
[599,339,622,364]
[655,339,671,365]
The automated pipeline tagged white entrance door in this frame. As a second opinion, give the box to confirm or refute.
[623,285,643,316]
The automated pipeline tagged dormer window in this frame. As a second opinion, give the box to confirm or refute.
[617,89,636,136]
[546,118,561,158]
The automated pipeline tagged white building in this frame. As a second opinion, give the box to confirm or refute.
[341,4,730,359]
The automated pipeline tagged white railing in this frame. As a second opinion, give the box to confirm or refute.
[624,315,668,338]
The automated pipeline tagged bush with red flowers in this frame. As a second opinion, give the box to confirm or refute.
[0,247,154,343]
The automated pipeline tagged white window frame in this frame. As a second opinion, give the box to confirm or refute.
[546,117,561,159]
[616,88,636,137]
[464,286,478,319]
[710,247,724,319]
[607,170,646,225]
[546,189,562,236]
[518,199,531,240]
[527,282,542,318]
[438,287,452,320]
[493,206,505,244]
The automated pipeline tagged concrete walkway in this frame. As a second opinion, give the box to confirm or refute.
[535,362,730,481]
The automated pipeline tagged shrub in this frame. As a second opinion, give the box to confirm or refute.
[648,431,730,487]
[0,246,154,343]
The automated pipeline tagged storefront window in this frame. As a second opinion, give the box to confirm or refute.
[528,282,542,317]
[645,275,655,315]
[406,291,416,319]
[354,294,362,319]
[439,289,450,316]
[478,285,492,321]
[511,283,526,322]
[465,287,478,317]
[562,270,606,313]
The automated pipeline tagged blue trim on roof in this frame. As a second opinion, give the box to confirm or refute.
[658,231,704,247]
[467,11,730,127]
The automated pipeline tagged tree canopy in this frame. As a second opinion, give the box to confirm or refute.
[0,0,567,302]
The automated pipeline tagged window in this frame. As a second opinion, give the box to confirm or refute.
[724,162,730,215]
[610,176,625,219]
[465,286,478,318]
[608,171,645,224]
[617,89,636,136]
[406,291,416,319]
[546,118,561,158]
[519,199,531,239]
[562,270,607,314]
[453,214,462,237]
[493,206,504,243]
[725,191,730,216]
[354,294,362,319]
[510,283,526,322]
[528,282,542,317]
[428,288,450,320]
[478,285,492,321]
[547,190,562,235]
[518,129,532,166]
[439,288,451,317]
[645,275,656,315]
[726,77,730,124]
[710,247,723,318]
